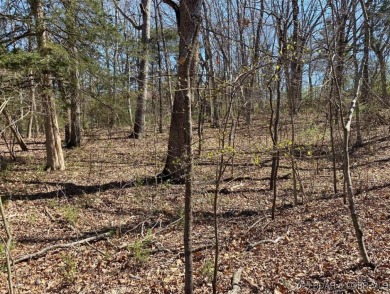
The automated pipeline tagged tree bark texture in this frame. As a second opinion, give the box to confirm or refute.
[131,0,151,139]
[161,0,203,182]
[64,0,82,148]
[32,0,65,171]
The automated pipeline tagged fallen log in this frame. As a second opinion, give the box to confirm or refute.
[228,267,244,294]
[13,231,113,264]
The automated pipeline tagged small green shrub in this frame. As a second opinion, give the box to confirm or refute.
[59,254,78,284]
[128,240,150,266]
[61,205,79,226]
[76,194,95,208]
[200,259,214,281]
[127,231,153,267]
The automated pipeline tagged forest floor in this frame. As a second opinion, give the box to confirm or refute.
[1,115,390,293]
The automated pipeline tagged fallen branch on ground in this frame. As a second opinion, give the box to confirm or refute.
[242,277,259,292]
[222,173,291,182]
[228,267,244,294]
[14,231,113,264]
[246,236,285,251]
[179,244,215,256]
[246,216,270,233]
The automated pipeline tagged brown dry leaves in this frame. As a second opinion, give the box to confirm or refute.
[1,124,390,293]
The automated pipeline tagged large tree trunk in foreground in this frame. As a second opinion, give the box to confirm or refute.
[160,1,203,293]
[160,0,202,182]
[32,0,65,171]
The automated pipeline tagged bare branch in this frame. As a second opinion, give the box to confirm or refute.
[161,0,180,26]
[112,0,142,30]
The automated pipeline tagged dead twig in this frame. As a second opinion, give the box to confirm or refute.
[242,277,259,292]
[246,216,270,233]
[44,207,56,222]
[246,236,284,251]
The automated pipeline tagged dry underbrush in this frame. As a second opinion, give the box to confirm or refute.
[0,119,389,293]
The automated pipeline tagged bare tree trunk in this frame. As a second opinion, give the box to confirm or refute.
[154,0,163,133]
[328,95,338,195]
[202,2,219,128]
[330,0,372,266]
[270,14,284,195]
[352,1,363,147]
[158,1,174,109]
[269,50,282,218]
[63,0,82,148]
[114,1,151,133]
[160,2,203,292]
[270,77,281,219]
[0,196,14,294]
[27,71,39,139]
[341,76,371,265]
[67,57,82,148]
[32,0,65,171]
[130,0,151,139]
[42,79,65,171]
[373,49,388,104]
[184,76,194,294]
[3,109,28,151]
[123,31,134,126]
[160,0,203,183]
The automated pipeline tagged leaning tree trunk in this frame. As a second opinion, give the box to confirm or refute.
[32,0,65,171]
[3,110,28,151]
[340,76,371,265]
